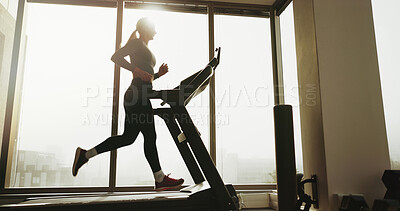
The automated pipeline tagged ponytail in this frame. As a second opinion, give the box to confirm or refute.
[127,17,154,44]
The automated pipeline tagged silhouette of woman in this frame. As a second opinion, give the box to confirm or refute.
[72,17,184,191]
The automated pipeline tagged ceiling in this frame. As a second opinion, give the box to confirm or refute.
[27,0,292,16]
[199,0,277,6]
[116,0,279,6]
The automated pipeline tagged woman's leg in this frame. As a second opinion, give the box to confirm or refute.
[72,89,141,176]
[136,99,161,173]
[94,115,140,154]
[138,99,184,191]
[72,113,141,176]
[95,88,141,154]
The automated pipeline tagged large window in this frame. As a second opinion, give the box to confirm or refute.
[281,3,303,173]
[116,9,209,186]
[215,15,275,184]
[6,3,116,187]
[372,0,400,169]
[2,1,289,190]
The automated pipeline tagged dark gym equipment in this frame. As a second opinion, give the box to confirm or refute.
[0,48,239,211]
[273,105,298,211]
[339,195,370,211]
[296,173,318,211]
[372,199,400,211]
[151,47,238,210]
[382,170,400,201]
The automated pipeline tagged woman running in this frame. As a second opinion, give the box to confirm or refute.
[72,17,184,191]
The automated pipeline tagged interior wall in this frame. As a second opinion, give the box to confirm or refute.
[293,0,390,209]
[313,0,390,208]
[292,0,329,209]
[0,32,5,79]
[1,0,27,187]
[0,3,16,160]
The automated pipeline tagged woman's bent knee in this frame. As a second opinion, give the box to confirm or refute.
[119,134,136,146]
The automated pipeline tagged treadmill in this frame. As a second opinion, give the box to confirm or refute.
[0,48,239,211]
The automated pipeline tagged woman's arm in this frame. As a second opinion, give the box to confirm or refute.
[111,42,152,82]
[154,72,160,80]
[111,43,137,71]
[154,63,169,80]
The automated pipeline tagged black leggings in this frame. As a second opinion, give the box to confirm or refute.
[94,84,161,173]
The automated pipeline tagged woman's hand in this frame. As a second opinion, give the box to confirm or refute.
[158,63,169,77]
[133,67,153,82]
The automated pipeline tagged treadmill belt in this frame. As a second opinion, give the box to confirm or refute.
[0,191,213,211]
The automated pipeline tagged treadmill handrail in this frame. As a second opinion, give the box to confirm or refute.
[153,47,221,106]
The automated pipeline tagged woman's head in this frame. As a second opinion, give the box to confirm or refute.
[129,17,156,42]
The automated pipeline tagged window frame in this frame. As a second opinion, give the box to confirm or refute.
[0,0,290,193]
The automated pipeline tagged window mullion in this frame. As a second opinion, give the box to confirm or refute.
[109,0,124,191]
